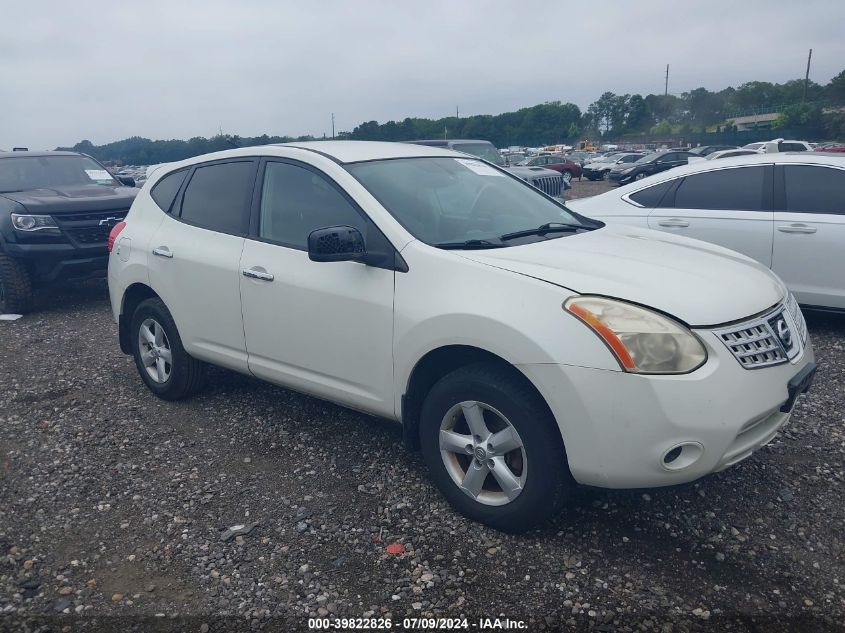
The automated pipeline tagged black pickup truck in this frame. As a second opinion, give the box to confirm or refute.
[0,151,138,313]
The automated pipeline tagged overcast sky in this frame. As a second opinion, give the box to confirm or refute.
[2,0,843,150]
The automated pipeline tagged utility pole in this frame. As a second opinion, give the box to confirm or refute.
[331,113,335,140]
[664,64,669,97]
[444,123,447,140]
[456,106,459,119]
[802,49,813,103]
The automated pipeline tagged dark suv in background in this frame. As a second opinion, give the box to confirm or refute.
[410,139,566,197]
[0,151,137,313]
[607,151,697,185]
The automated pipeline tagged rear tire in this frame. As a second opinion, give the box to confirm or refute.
[129,297,206,400]
[0,254,34,314]
[419,363,573,532]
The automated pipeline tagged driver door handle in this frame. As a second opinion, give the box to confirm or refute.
[657,218,690,228]
[777,223,817,234]
[242,267,274,282]
[152,246,173,258]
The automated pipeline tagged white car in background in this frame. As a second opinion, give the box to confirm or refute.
[108,141,814,532]
[569,153,845,310]
[742,139,813,153]
[705,148,760,160]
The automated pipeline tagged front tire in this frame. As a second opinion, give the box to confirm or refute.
[0,254,34,314]
[419,363,573,532]
[561,170,573,185]
[634,172,647,181]
[129,298,206,400]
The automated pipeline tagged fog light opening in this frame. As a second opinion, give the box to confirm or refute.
[664,446,683,464]
[661,442,704,471]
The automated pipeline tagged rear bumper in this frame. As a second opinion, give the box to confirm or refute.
[2,241,109,284]
[519,332,815,489]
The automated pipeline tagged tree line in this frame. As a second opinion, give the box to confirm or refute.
[61,70,845,165]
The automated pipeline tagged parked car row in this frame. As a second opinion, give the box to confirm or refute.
[412,139,568,195]
[582,153,645,180]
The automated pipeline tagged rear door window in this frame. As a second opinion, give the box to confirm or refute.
[784,165,845,214]
[179,161,256,234]
[671,167,766,211]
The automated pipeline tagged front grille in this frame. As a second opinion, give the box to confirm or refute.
[531,175,563,197]
[717,321,787,369]
[52,209,128,246]
[714,297,804,369]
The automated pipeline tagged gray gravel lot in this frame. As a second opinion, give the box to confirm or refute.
[1,185,844,631]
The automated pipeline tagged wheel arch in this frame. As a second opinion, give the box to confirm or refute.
[119,282,160,354]
[401,344,558,452]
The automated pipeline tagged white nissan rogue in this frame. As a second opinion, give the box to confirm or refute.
[107,141,816,532]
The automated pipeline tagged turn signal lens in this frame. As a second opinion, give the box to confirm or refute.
[565,296,707,374]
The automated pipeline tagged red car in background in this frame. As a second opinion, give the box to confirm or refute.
[816,145,845,153]
[516,154,583,183]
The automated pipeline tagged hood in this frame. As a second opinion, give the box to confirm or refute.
[460,224,785,326]
[584,162,613,171]
[505,165,561,179]
[1,184,138,213]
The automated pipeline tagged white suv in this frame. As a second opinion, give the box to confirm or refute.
[108,141,815,532]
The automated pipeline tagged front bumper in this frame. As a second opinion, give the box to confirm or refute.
[2,241,109,284]
[519,331,815,489]
[608,171,634,184]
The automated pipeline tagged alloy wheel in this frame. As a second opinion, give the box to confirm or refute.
[439,401,527,506]
[138,318,173,383]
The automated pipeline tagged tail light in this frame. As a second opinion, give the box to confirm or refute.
[107,221,127,253]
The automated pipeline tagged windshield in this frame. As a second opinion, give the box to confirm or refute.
[450,143,506,166]
[346,157,594,247]
[0,155,117,192]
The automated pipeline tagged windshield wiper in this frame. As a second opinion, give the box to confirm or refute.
[434,239,504,250]
[500,222,595,241]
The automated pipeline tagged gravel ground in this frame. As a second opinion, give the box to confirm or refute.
[1,257,844,631]
[565,177,614,201]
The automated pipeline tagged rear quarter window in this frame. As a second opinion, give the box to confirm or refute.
[627,180,674,207]
[150,169,187,213]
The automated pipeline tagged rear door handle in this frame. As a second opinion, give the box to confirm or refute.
[242,267,274,282]
[657,218,690,228]
[777,223,817,234]
[152,246,173,258]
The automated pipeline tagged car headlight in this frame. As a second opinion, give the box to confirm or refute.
[564,296,707,374]
[10,213,61,234]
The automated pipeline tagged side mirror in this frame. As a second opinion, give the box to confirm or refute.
[117,175,135,187]
[308,225,367,263]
